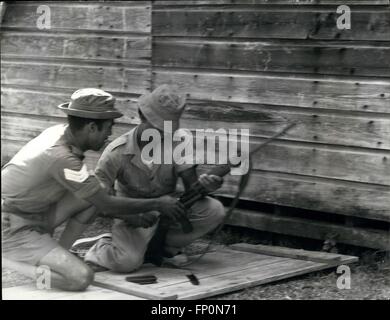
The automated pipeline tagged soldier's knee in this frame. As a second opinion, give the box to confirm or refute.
[207,198,226,223]
[66,264,94,291]
[110,253,144,273]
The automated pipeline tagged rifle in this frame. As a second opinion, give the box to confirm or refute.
[176,122,296,233]
[144,123,296,266]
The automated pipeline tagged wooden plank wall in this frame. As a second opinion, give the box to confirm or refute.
[1,1,152,167]
[152,0,390,223]
[1,1,389,231]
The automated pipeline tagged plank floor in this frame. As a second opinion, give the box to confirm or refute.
[2,284,142,300]
[3,244,358,300]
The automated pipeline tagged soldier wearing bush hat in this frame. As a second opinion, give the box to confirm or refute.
[2,88,184,290]
[138,84,186,133]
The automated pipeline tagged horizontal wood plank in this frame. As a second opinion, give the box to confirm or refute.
[3,89,390,150]
[1,88,141,125]
[153,70,390,114]
[1,62,151,95]
[181,100,390,150]
[153,10,390,41]
[227,209,390,249]
[154,1,390,5]
[0,114,130,144]
[8,1,150,7]
[217,171,390,221]
[2,3,150,33]
[246,142,390,185]
[1,32,151,66]
[229,243,354,263]
[1,139,104,171]
[2,284,141,300]
[153,39,390,77]
[92,281,177,300]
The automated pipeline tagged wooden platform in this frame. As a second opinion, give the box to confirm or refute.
[2,244,358,300]
[2,284,142,300]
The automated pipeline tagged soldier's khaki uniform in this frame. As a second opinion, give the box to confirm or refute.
[2,124,101,265]
[84,126,225,272]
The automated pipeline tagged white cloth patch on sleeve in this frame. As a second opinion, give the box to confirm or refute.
[64,164,89,183]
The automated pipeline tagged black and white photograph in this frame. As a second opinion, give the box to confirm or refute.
[1,0,389,305]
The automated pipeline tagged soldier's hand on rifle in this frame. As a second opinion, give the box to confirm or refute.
[158,195,186,222]
[198,174,223,192]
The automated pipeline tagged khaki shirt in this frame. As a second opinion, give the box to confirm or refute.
[95,126,195,198]
[1,124,101,214]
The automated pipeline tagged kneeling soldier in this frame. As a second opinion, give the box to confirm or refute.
[2,88,185,291]
[78,85,226,272]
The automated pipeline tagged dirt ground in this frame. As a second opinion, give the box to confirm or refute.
[2,217,390,300]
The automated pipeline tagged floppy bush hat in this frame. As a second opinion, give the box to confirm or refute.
[58,88,123,119]
[138,84,186,132]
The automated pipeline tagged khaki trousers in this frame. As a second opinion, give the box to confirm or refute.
[84,197,225,272]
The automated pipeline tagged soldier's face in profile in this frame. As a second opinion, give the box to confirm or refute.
[89,120,113,151]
